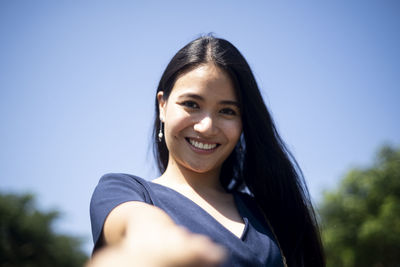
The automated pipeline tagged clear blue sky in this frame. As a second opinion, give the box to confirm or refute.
[1,0,399,254]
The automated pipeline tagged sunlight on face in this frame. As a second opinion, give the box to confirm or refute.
[158,64,242,176]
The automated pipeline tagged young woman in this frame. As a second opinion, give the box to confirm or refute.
[89,36,325,267]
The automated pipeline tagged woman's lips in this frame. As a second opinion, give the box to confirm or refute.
[185,138,220,152]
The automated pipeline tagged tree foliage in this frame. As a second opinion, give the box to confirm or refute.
[0,192,88,267]
[319,145,400,267]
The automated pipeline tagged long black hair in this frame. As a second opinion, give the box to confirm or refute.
[153,35,325,267]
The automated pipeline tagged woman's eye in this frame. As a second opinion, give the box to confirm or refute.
[181,101,199,109]
[220,108,237,116]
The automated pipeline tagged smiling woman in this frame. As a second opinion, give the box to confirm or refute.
[157,64,242,177]
[88,36,325,267]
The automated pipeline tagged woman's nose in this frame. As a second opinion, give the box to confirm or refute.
[194,116,218,136]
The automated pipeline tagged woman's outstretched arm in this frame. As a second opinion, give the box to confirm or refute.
[87,201,226,267]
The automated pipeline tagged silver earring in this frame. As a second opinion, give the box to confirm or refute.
[158,120,163,142]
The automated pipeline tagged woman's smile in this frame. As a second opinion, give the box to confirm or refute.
[185,137,220,153]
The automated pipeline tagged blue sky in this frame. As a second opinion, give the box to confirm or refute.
[1,0,399,254]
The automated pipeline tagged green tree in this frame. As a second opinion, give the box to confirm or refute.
[319,145,400,267]
[0,192,88,267]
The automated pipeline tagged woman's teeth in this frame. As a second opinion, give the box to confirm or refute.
[189,139,217,150]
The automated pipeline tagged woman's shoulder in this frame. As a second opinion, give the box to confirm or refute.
[97,172,155,190]
[92,173,155,203]
[99,172,149,184]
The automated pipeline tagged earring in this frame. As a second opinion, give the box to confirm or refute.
[158,120,163,142]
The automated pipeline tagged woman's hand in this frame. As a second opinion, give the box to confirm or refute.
[87,202,226,267]
[88,225,225,267]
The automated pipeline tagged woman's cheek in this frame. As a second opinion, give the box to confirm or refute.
[166,114,194,138]
[225,120,242,140]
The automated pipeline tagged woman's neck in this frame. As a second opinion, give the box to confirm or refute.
[157,159,226,194]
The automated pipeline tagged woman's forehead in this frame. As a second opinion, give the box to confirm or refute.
[170,64,237,101]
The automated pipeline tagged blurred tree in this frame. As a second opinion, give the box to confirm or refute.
[319,145,400,267]
[0,192,88,267]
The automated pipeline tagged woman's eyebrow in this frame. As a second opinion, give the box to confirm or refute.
[220,100,240,108]
[178,93,204,101]
[179,93,239,107]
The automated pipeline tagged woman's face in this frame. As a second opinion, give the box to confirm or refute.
[158,64,242,176]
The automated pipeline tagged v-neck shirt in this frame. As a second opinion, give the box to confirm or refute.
[90,173,284,267]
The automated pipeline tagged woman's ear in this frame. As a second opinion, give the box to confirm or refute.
[157,91,166,122]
